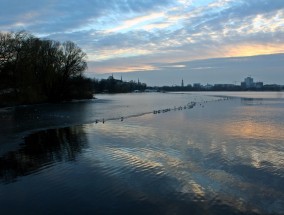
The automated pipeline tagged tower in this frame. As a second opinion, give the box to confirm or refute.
[181,79,184,87]
[244,76,254,88]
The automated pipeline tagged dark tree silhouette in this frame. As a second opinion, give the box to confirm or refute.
[0,31,91,106]
[92,76,147,93]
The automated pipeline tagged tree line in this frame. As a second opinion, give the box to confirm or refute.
[92,75,147,93]
[0,31,92,106]
[0,31,148,107]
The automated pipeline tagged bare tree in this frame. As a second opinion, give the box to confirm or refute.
[1,31,90,105]
[60,41,87,79]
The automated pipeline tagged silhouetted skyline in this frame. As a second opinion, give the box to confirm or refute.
[95,54,284,86]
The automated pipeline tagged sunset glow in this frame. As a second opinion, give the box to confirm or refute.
[1,0,283,84]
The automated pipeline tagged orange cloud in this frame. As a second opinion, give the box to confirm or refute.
[88,48,153,61]
[90,64,158,74]
[223,43,284,57]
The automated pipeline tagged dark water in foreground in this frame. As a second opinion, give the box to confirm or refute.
[0,92,284,214]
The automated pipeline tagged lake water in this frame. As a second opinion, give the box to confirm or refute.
[0,92,284,214]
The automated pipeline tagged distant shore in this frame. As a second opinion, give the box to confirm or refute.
[2,89,284,109]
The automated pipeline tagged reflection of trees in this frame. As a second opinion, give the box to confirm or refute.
[0,126,87,183]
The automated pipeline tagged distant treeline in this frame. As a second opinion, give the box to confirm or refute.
[92,75,147,93]
[0,31,92,107]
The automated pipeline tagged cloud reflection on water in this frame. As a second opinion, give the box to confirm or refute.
[1,93,283,214]
[83,97,284,214]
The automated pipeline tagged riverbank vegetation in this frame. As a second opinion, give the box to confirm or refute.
[92,75,147,93]
[0,31,92,107]
[0,31,149,107]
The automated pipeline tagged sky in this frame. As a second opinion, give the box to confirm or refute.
[1,0,284,85]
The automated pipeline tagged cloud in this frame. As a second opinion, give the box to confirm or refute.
[1,0,284,84]
[106,12,166,33]
[0,0,173,33]
[223,43,284,57]
[93,54,284,86]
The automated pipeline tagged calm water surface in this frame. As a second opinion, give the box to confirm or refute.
[0,92,283,214]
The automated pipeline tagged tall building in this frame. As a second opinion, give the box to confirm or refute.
[245,77,254,88]
[241,77,255,88]
[181,79,184,87]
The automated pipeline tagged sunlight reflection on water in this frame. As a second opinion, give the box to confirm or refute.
[81,94,284,214]
[0,92,284,214]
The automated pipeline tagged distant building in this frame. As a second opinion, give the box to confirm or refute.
[204,84,213,90]
[241,76,255,89]
[214,84,236,89]
[193,83,201,88]
[181,79,184,87]
[245,76,254,88]
[255,82,263,89]
[108,75,114,80]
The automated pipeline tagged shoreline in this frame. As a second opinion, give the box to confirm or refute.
[1,92,283,156]
[1,90,284,109]
[0,97,97,110]
[0,96,225,156]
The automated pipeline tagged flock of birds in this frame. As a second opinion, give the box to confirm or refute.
[153,101,196,114]
[94,97,230,124]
